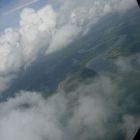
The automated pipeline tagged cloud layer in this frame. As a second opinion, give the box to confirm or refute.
[0,88,108,140]
[0,73,139,140]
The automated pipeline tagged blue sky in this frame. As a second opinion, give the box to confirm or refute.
[0,0,48,32]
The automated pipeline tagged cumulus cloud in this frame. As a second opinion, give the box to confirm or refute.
[47,25,81,54]
[0,0,137,92]
[0,5,57,92]
[19,5,57,63]
[0,76,111,140]
[0,73,139,140]
[0,92,66,140]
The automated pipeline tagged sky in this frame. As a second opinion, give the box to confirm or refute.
[0,0,48,31]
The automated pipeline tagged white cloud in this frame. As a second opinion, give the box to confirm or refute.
[0,5,57,92]
[0,77,111,140]
[19,5,57,64]
[47,25,81,54]
[0,91,67,140]
[67,96,108,140]
[0,73,138,140]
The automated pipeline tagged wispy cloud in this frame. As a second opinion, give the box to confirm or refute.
[1,0,38,16]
